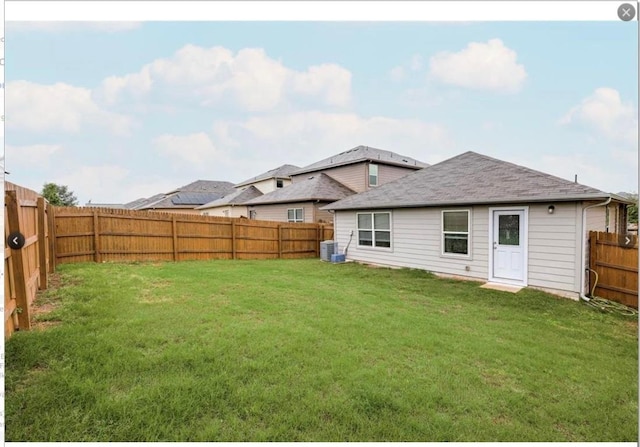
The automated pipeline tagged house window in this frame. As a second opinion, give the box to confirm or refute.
[357,212,391,248]
[442,210,470,256]
[249,210,257,220]
[223,210,229,217]
[276,179,284,188]
[288,208,304,222]
[369,164,379,187]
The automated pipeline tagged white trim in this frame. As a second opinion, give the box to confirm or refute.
[287,207,304,222]
[355,210,393,251]
[488,206,529,287]
[440,208,472,259]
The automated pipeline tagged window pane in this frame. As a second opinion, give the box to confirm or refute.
[443,211,468,232]
[288,209,294,221]
[498,215,520,245]
[369,164,378,186]
[358,214,372,229]
[444,234,468,254]
[375,231,391,247]
[295,208,303,221]
[359,230,373,246]
[374,213,390,230]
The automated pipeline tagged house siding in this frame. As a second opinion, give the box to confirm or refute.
[377,164,420,186]
[201,205,249,218]
[335,202,585,296]
[243,178,291,194]
[247,202,330,223]
[292,164,367,192]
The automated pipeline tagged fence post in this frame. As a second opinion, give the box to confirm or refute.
[231,221,237,260]
[278,224,282,258]
[47,205,57,272]
[93,210,101,263]
[172,215,178,261]
[316,225,321,257]
[6,190,32,331]
[37,197,48,289]
[588,231,596,295]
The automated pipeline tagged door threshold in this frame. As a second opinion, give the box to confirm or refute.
[480,282,524,293]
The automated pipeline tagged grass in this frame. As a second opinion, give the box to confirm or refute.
[5,259,638,441]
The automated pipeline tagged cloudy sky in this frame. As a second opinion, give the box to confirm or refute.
[4,19,638,205]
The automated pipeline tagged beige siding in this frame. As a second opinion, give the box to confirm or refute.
[377,164,421,186]
[201,205,249,218]
[247,202,329,223]
[586,206,607,232]
[292,164,367,192]
[335,202,585,296]
[242,178,291,194]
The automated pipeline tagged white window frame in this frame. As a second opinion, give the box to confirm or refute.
[288,208,304,223]
[356,211,392,250]
[441,209,472,258]
[369,163,379,187]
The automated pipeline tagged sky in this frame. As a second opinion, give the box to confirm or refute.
[4,18,638,205]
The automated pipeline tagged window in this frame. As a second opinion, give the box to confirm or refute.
[276,179,284,188]
[222,210,229,217]
[357,212,391,248]
[288,208,304,222]
[369,163,379,187]
[249,210,257,220]
[442,210,470,256]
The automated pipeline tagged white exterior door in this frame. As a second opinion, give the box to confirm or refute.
[492,209,526,283]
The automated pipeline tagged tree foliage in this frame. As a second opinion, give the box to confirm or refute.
[41,182,78,206]
[628,193,638,224]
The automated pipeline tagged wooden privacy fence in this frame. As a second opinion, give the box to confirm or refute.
[52,207,334,264]
[4,182,52,338]
[589,231,638,308]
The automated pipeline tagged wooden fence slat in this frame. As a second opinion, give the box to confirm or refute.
[589,231,638,308]
[93,210,101,263]
[172,216,178,261]
[37,197,48,289]
[5,190,32,331]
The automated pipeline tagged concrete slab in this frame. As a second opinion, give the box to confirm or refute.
[480,282,523,293]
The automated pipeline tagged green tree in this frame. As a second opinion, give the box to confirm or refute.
[628,193,638,224]
[41,182,78,206]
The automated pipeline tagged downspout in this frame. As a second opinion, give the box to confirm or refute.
[579,197,612,302]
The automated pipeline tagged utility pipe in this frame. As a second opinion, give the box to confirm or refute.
[579,197,612,302]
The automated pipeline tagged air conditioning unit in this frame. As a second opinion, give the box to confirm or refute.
[320,240,338,261]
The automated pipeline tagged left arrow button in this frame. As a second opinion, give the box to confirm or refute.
[7,232,26,249]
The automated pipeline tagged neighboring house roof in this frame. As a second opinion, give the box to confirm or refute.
[235,164,301,188]
[325,151,629,211]
[196,186,263,210]
[131,180,236,210]
[84,202,126,209]
[244,173,356,206]
[292,145,428,176]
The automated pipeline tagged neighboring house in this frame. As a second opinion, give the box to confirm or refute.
[245,145,427,223]
[84,201,127,209]
[325,151,632,299]
[244,173,355,223]
[128,180,236,214]
[234,164,300,194]
[196,186,263,218]
[290,145,427,193]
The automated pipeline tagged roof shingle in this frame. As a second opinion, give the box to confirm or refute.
[244,173,356,205]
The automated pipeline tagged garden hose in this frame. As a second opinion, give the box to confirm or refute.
[584,269,638,316]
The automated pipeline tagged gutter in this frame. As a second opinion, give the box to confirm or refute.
[579,197,612,302]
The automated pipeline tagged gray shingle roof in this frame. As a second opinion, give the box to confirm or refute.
[244,173,356,205]
[235,164,301,188]
[292,145,428,175]
[196,186,263,209]
[325,151,620,211]
[133,180,236,210]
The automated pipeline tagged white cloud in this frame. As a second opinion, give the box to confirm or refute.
[389,66,406,82]
[429,38,527,93]
[213,111,454,168]
[153,132,229,167]
[55,165,131,204]
[6,81,134,135]
[560,87,638,146]
[6,21,142,33]
[5,144,63,169]
[99,45,352,111]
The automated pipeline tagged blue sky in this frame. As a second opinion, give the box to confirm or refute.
[4,20,638,205]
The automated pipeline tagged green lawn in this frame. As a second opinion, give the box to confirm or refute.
[5,259,638,441]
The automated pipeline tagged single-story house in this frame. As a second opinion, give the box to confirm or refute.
[196,185,263,218]
[245,173,355,223]
[324,151,632,299]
